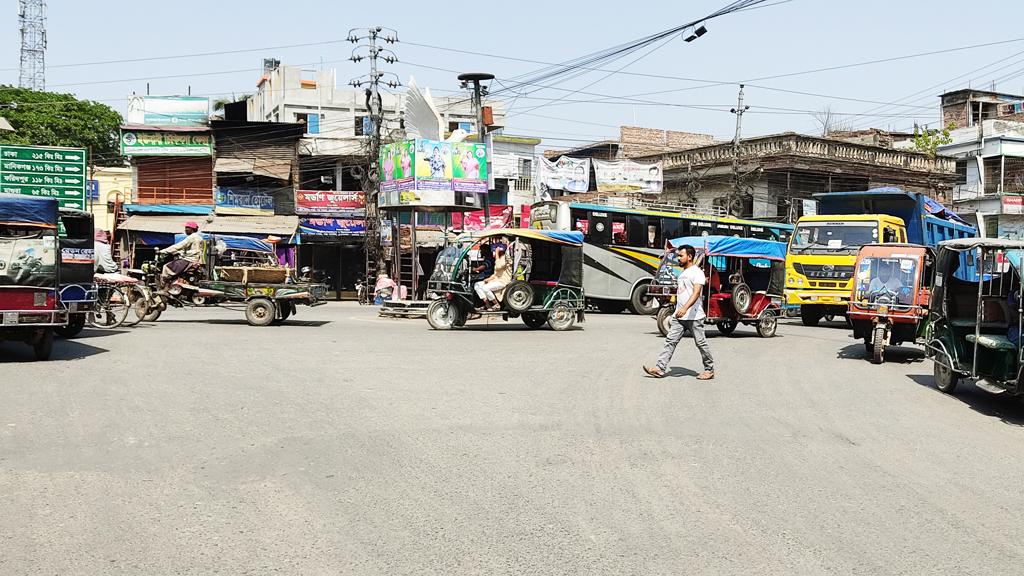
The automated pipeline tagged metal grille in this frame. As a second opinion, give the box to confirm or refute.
[793,263,854,280]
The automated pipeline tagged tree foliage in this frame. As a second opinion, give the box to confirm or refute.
[911,122,955,158]
[0,86,124,165]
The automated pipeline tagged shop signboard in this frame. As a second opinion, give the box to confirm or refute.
[378,138,488,207]
[1002,195,1023,215]
[593,159,663,194]
[127,95,210,126]
[538,156,590,193]
[120,129,212,156]
[0,145,88,210]
[294,190,365,215]
[298,217,365,236]
[451,205,512,231]
[214,187,274,215]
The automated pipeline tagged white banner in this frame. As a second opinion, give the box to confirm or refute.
[593,159,663,194]
[538,156,590,194]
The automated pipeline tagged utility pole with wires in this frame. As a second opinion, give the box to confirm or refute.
[729,84,749,215]
[458,72,495,226]
[347,26,399,296]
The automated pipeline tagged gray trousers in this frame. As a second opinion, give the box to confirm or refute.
[656,317,714,373]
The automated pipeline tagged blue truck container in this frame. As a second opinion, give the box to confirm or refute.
[812,187,976,246]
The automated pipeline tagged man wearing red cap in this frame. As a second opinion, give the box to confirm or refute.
[158,220,203,287]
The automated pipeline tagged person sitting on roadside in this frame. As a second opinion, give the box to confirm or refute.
[158,221,203,287]
[93,229,118,274]
[474,243,513,311]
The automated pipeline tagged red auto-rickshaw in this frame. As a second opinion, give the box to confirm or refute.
[0,194,65,360]
[848,243,932,363]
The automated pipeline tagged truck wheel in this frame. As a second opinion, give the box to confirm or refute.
[245,297,276,327]
[800,305,823,327]
[55,314,86,338]
[871,324,887,364]
[33,328,54,361]
[628,282,657,315]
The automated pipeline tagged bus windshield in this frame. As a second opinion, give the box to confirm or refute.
[790,221,878,254]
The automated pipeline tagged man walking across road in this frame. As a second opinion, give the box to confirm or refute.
[644,244,714,380]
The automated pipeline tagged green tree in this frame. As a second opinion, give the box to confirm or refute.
[911,122,955,158]
[0,86,124,165]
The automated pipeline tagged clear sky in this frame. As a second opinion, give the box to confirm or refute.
[2,0,1023,149]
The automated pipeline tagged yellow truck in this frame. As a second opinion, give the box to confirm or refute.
[785,189,976,326]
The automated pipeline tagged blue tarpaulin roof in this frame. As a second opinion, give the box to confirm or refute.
[174,232,274,253]
[668,235,787,261]
[124,204,212,215]
[0,194,59,227]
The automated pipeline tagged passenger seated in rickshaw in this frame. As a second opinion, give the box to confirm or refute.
[474,243,512,311]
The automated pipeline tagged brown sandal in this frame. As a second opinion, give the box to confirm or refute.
[696,371,715,380]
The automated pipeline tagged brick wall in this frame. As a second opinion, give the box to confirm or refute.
[942,103,970,129]
[618,126,715,158]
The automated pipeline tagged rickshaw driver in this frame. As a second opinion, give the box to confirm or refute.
[158,220,203,287]
[868,259,906,301]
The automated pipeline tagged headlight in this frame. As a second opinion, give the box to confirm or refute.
[796,278,804,286]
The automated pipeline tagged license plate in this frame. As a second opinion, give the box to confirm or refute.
[2,312,17,326]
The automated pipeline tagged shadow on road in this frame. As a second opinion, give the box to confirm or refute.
[907,374,1024,426]
[153,319,331,327]
[0,339,108,363]
[836,343,925,364]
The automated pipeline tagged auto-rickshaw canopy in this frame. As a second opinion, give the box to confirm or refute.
[668,235,787,261]
[0,195,59,229]
[448,228,584,289]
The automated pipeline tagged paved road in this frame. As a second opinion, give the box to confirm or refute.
[3,304,1024,575]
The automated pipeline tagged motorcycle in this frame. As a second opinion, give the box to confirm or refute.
[132,253,226,320]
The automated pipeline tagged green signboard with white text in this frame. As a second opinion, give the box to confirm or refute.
[0,145,88,210]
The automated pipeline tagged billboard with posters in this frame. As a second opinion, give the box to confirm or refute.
[413,138,454,191]
[592,159,663,194]
[538,156,590,193]
[451,141,487,193]
[379,138,488,208]
[378,140,416,193]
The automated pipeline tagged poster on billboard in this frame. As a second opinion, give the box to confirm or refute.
[127,96,210,126]
[378,140,415,192]
[413,139,454,191]
[592,159,663,194]
[538,156,590,194]
[295,190,365,215]
[451,142,487,193]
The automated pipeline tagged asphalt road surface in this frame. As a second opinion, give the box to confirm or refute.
[3,304,1024,575]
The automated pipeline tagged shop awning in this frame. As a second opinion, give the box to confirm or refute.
[120,215,199,234]
[203,214,298,236]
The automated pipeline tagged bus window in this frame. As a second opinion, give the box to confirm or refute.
[694,221,713,236]
[589,211,612,245]
[647,219,662,248]
[574,218,589,234]
[611,213,646,247]
[662,218,688,243]
[748,226,770,240]
[716,223,744,237]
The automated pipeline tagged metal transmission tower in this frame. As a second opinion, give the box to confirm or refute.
[18,0,47,91]
[347,27,399,292]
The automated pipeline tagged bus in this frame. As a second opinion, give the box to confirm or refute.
[530,198,793,314]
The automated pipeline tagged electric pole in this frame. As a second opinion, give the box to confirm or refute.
[348,27,398,291]
[18,0,46,91]
[729,84,749,216]
[458,72,494,226]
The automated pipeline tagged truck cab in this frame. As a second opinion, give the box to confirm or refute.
[786,214,908,325]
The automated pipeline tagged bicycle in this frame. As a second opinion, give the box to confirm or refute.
[87,277,132,329]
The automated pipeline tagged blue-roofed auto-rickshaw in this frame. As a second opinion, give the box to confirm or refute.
[0,195,65,360]
[425,228,586,330]
[926,238,1024,396]
[54,207,98,338]
[648,235,787,338]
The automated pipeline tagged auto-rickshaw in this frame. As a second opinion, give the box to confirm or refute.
[425,229,586,330]
[0,195,65,360]
[55,207,98,338]
[848,243,932,363]
[648,235,786,338]
[925,238,1024,396]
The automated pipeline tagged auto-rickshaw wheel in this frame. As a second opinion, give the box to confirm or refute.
[245,297,276,327]
[656,306,673,337]
[933,354,959,394]
[547,302,575,331]
[55,314,86,338]
[755,312,777,338]
[716,319,738,335]
[32,328,54,361]
[522,312,547,329]
[504,281,534,313]
[871,324,887,364]
[426,299,457,330]
[731,283,752,315]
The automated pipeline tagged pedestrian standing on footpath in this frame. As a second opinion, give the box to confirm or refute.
[644,244,714,380]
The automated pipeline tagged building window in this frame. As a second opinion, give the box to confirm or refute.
[355,116,370,136]
[295,112,320,135]
[518,157,532,177]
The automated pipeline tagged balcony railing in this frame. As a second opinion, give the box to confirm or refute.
[953,183,982,201]
[135,187,214,205]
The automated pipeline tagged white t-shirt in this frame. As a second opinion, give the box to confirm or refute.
[676,265,707,321]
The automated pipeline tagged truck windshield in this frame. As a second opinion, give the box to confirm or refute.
[790,222,878,254]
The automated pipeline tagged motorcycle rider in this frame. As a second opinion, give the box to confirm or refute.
[158,221,203,288]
